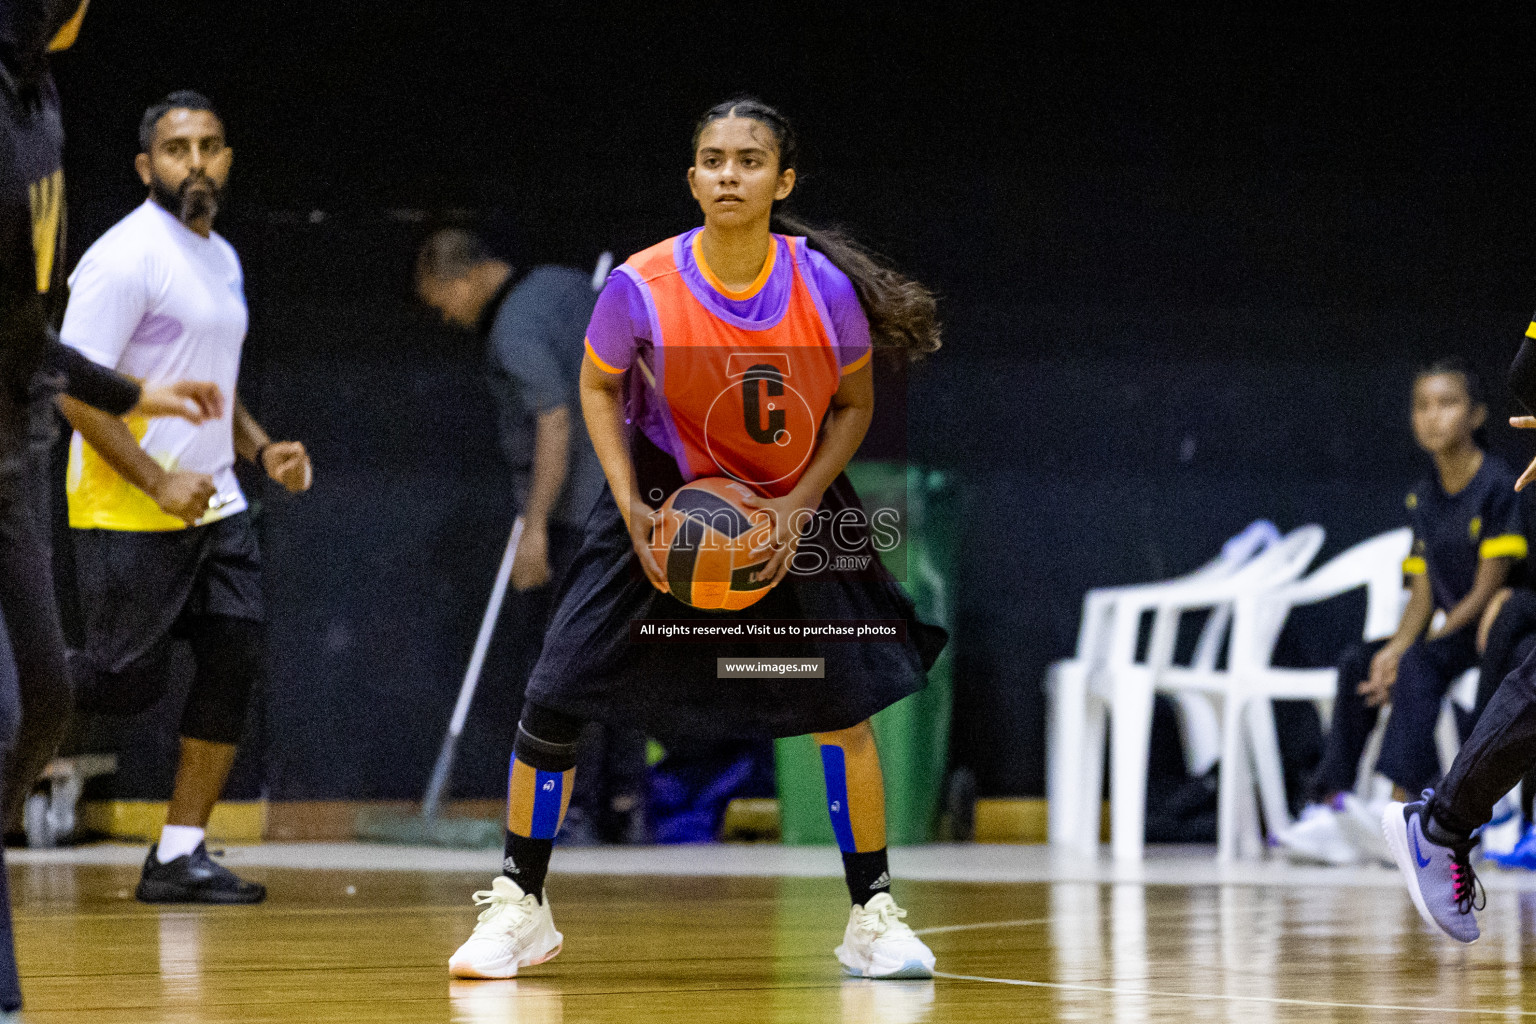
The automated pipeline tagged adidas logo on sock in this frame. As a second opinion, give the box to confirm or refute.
[502,856,518,875]
[870,871,891,891]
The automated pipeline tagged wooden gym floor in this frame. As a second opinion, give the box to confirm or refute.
[9,843,1536,1022]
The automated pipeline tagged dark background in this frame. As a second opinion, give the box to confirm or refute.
[47,2,1536,801]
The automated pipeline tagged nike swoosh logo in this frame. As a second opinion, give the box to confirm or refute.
[1410,821,1432,868]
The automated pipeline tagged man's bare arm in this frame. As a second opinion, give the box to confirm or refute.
[232,398,269,462]
[234,397,312,493]
[526,406,571,530]
[53,342,224,422]
[57,394,214,523]
[508,405,572,591]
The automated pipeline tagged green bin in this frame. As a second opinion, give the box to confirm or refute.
[774,463,955,845]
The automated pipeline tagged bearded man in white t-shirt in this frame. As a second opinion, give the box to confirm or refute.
[58,91,311,904]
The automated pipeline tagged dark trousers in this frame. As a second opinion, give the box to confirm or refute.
[0,749,19,1013]
[0,489,70,828]
[1474,590,1536,722]
[1313,631,1478,799]
[0,387,42,1011]
[1434,598,1536,835]
[1467,590,1536,824]
[0,388,68,830]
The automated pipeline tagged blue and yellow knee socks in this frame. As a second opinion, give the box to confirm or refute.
[815,721,893,905]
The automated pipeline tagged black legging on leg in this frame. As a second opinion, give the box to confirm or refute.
[1432,639,1536,837]
[1469,592,1536,825]
[1487,629,1536,826]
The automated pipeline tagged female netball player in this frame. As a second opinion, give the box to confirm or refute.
[1279,360,1524,865]
[448,98,947,981]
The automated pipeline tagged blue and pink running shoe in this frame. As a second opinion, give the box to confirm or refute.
[1382,792,1483,944]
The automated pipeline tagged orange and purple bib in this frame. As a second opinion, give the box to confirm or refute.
[585,228,871,498]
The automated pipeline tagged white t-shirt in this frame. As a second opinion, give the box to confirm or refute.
[62,200,249,531]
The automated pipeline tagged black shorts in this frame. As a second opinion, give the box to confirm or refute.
[524,437,948,742]
[73,512,264,675]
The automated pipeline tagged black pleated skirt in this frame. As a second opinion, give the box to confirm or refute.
[523,436,948,742]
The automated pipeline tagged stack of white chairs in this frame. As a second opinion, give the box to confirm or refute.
[1101,527,1327,861]
[1048,522,1325,859]
[1046,520,1282,852]
[1046,515,1517,866]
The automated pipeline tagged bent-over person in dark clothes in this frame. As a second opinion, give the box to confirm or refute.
[416,228,646,844]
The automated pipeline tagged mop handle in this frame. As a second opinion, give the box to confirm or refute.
[447,516,525,737]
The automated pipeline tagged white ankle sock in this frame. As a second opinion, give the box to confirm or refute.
[156,825,205,863]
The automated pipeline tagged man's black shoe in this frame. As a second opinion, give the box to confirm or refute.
[135,842,266,904]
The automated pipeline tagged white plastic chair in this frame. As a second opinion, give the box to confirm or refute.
[1069,526,1326,861]
[1218,527,1413,860]
[1046,521,1281,849]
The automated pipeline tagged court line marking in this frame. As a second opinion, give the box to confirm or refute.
[923,916,1536,1017]
[914,910,1194,936]
[12,904,478,923]
[913,916,1051,935]
[933,971,1536,1017]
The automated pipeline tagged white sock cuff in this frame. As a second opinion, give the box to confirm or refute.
[156,824,206,863]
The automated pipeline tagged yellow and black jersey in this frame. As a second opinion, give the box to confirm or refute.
[1403,454,1525,610]
[0,7,66,396]
[0,0,140,415]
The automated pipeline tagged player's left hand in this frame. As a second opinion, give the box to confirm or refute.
[1514,416,1536,491]
[511,521,552,591]
[261,441,312,493]
[740,490,821,586]
[133,380,223,423]
[1358,642,1404,708]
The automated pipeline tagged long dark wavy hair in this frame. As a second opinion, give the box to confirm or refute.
[692,97,942,360]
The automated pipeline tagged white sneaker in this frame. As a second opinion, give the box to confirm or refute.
[1336,794,1394,866]
[448,876,564,979]
[1276,803,1360,865]
[834,893,936,979]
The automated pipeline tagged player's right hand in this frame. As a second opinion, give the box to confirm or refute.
[623,493,668,593]
[511,520,552,592]
[154,471,218,524]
